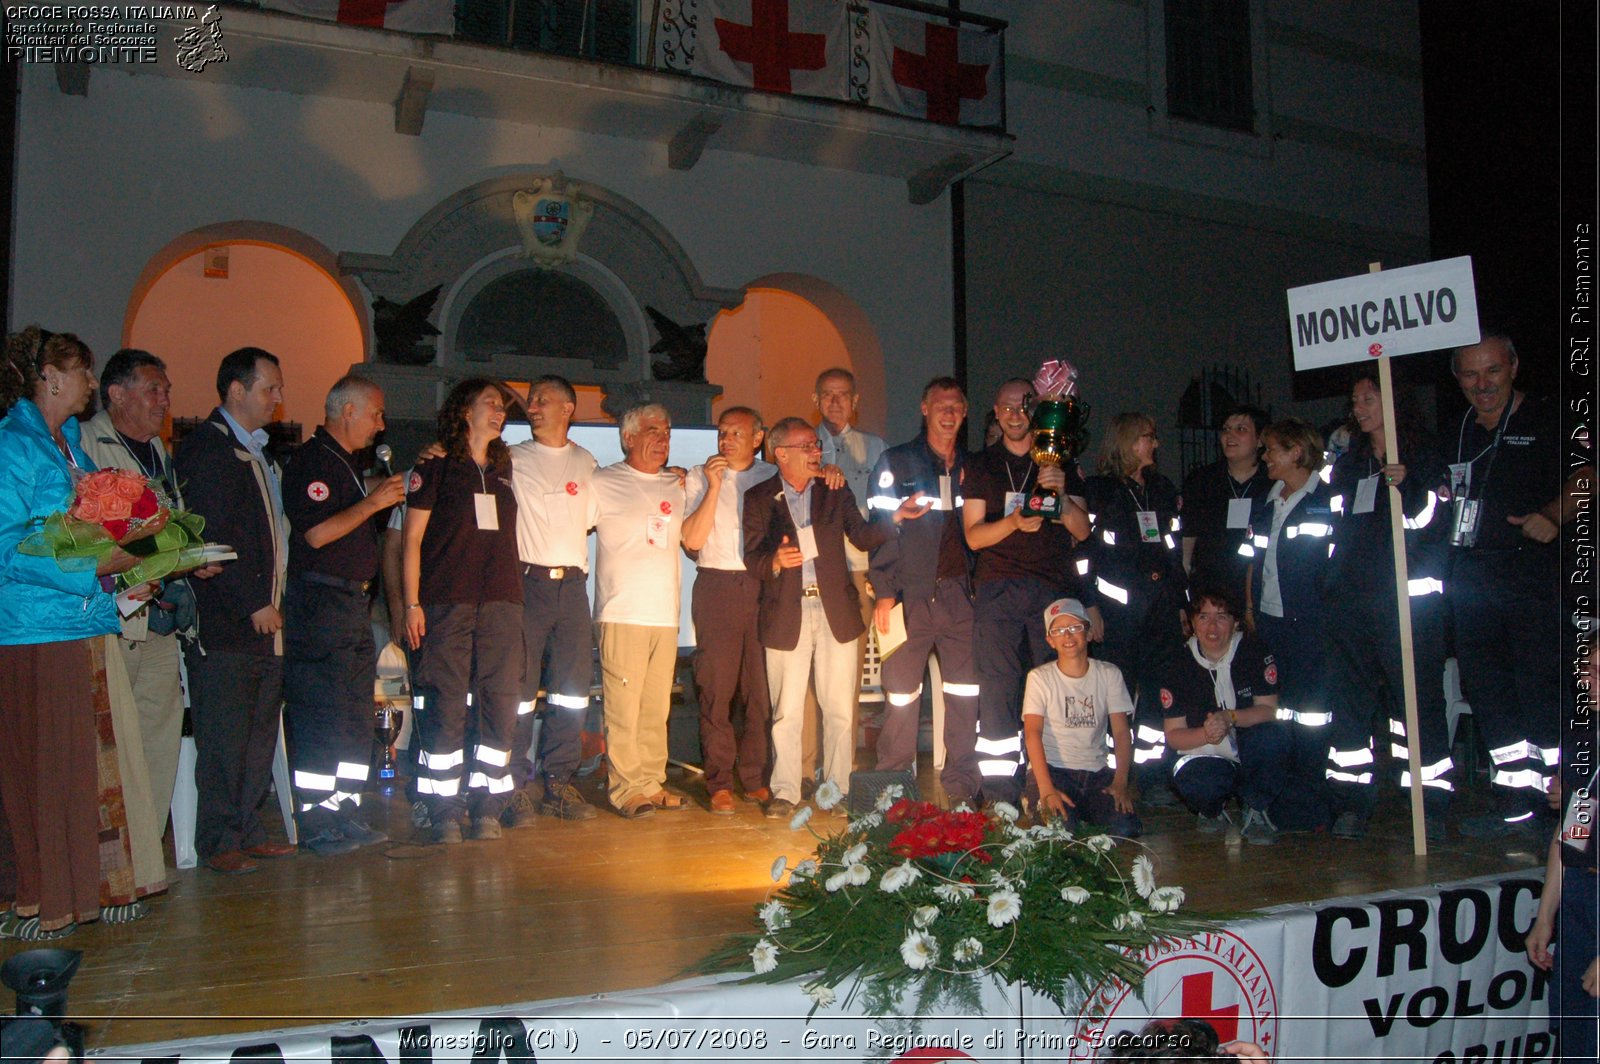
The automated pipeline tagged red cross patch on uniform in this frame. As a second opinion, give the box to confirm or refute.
[1264,660,1278,686]
[307,481,330,502]
[659,500,672,515]
[565,481,579,496]
[407,471,423,494]
[1159,688,1174,710]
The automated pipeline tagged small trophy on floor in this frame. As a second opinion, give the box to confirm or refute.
[1024,359,1091,518]
[374,703,404,781]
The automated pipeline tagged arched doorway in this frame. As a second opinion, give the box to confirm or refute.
[124,226,365,431]
[705,276,886,434]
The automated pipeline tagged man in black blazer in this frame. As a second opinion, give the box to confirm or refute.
[174,347,293,875]
[743,417,926,818]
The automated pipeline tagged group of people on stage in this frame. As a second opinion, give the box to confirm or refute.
[0,326,1587,959]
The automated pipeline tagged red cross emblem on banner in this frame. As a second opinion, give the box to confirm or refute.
[335,0,407,26]
[892,22,990,125]
[307,481,330,502]
[715,0,828,94]
[1179,971,1240,1043]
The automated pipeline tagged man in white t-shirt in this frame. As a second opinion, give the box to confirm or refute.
[685,406,777,814]
[504,375,602,825]
[590,403,718,819]
[1022,598,1141,836]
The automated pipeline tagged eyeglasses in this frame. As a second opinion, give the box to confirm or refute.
[998,402,1033,416]
[1048,623,1087,637]
[780,441,822,452]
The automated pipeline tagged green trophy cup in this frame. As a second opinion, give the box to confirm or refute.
[1022,360,1091,519]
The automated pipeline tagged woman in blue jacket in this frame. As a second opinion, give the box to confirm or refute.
[1245,416,1334,831]
[0,327,153,939]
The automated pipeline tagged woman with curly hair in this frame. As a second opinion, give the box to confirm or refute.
[0,326,162,939]
[401,378,523,844]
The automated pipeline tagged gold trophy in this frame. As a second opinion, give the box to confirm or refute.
[1022,359,1091,518]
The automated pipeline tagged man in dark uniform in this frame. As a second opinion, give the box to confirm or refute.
[1181,405,1272,605]
[962,377,1095,806]
[1449,333,1592,837]
[867,377,981,807]
[281,375,406,854]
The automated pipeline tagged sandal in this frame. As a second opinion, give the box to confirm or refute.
[616,798,656,820]
[102,902,150,924]
[648,790,688,811]
[0,911,77,941]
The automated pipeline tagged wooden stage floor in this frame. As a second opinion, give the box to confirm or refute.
[3,759,1546,1052]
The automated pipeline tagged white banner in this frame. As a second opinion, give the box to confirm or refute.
[259,0,454,35]
[693,0,848,99]
[96,874,1550,1063]
[867,7,1002,127]
[1286,256,1481,371]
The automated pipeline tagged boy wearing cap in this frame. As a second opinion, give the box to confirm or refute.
[1022,597,1141,835]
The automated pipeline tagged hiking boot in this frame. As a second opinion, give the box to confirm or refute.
[337,818,388,846]
[541,781,598,821]
[501,788,539,829]
[300,828,361,856]
[469,816,503,841]
[431,818,463,845]
[411,800,432,830]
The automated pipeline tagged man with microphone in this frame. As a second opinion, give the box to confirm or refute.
[281,375,406,856]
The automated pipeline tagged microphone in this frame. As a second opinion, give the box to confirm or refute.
[375,444,394,477]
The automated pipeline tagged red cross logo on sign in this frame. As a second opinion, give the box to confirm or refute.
[715,0,828,93]
[1368,342,1384,357]
[1180,971,1241,1043]
[892,22,991,125]
[307,481,330,502]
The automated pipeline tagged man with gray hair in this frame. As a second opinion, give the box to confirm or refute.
[590,403,719,819]
[280,375,406,855]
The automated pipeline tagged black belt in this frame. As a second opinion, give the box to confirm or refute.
[523,563,580,580]
[298,571,371,594]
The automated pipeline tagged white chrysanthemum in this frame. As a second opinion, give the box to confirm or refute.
[1113,910,1146,931]
[1084,834,1114,853]
[1131,854,1156,898]
[1149,886,1186,913]
[842,842,868,865]
[952,801,974,813]
[952,936,984,963]
[991,800,1020,822]
[803,982,836,1008]
[1061,885,1091,905]
[875,785,904,812]
[912,904,940,928]
[824,870,851,892]
[792,859,817,879]
[879,861,922,893]
[899,930,939,970]
[789,805,814,830]
[813,779,843,810]
[986,888,1022,927]
[770,856,788,882]
[853,812,883,830]
[846,862,871,886]
[1001,836,1036,858]
[934,883,975,904]
[760,900,791,932]
[751,938,779,974]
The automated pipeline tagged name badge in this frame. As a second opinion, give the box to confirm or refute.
[1225,497,1252,529]
[1354,474,1380,515]
[794,524,819,561]
[474,493,499,531]
[1003,491,1026,517]
[646,514,672,549]
[1448,462,1472,497]
[1136,510,1160,542]
[939,475,953,511]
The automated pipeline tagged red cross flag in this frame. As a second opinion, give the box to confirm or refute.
[259,0,453,35]
[868,7,1001,126]
[695,0,847,98]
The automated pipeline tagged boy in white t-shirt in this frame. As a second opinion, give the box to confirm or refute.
[1022,597,1142,836]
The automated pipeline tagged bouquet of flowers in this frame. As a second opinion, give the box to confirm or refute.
[18,468,211,588]
[704,783,1216,1020]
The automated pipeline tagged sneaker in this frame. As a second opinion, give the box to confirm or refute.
[431,818,463,845]
[1197,810,1233,834]
[541,781,599,821]
[501,788,539,829]
[469,816,503,841]
[1332,811,1367,840]
[1239,808,1279,846]
[301,829,361,856]
[411,800,432,830]
[338,818,388,846]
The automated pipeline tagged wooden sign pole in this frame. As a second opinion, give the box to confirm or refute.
[1369,261,1429,856]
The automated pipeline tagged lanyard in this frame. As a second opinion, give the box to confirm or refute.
[1004,452,1033,494]
[319,438,367,498]
[1455,399,1514,502]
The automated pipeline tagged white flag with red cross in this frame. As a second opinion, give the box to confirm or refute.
[868,6,1001,126]
[694,0,848,99]
[259,0,454,35]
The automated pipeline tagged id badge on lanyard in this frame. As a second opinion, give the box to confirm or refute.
[1136,510,1160,542]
